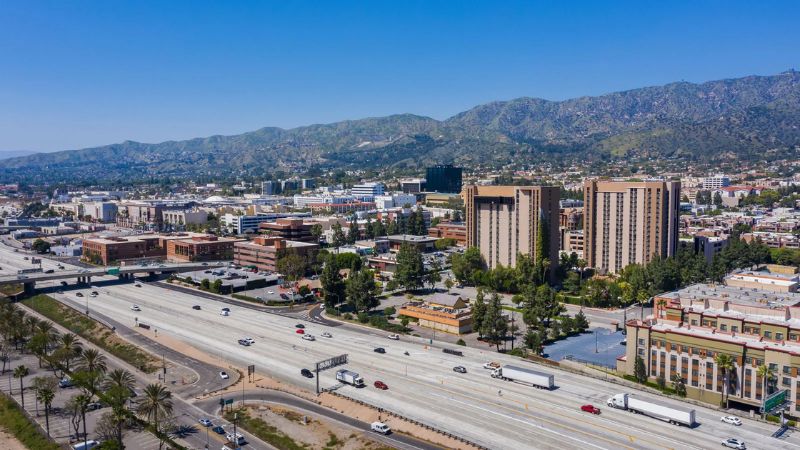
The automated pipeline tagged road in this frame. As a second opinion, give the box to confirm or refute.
[2,244,795,449]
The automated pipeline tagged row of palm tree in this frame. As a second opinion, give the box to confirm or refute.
[0,303,175,449]
[714,353,777,409]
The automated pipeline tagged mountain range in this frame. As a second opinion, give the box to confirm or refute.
[3,71,800,184]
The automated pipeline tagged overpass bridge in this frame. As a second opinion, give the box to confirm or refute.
[0,262,225,294]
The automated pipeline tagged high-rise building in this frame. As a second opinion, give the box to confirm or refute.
[463,185,560,271]
[702,174,731,190]
[583,179,680,274]
[426,165,462,193]
[261,181,279,195]
[351,182,385,197]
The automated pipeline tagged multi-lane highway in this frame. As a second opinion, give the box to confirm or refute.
[1,244,796,449]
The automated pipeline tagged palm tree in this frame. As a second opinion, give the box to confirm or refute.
[576,258,587,288]
[757,364,774,403]
[72,393,91,449]
[715,353,735,407]
[77,348,107,374]
[59,334,83,363]
[104,368,135,392]
[137,383,174,450]
[34,382,55,436]
[13,365,29,408]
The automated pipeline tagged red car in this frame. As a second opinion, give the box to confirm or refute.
[296,329,305,334]
[580,404,601,414]
[374,381,388,390]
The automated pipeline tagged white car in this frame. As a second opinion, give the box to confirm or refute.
[387,334,400,340]
[244,337,255,345]
[721,416,742,426]
[267,290,275,295]
[483,362,501,370]
[302,334,316,341]
[219,371,229,380]
[130,305,141,311]
[321,332,332,338]
[220,310,230,316]
[721,438,745,449]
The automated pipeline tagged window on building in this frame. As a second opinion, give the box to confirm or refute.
[691,319,698,326]
[637,348,645,356]
[790,333,799,341]
[770,363,779,371]
[777,332,784,341]
[732,325,739,333]
[784,366,792,375]
[764,331,772,339]
[721,324,727,331]
[745,357,752,365]
[784,377,792,387]
[638,338,645,346]
[691,379,698,387]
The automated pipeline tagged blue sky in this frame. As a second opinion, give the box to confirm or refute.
[0,1,798,152]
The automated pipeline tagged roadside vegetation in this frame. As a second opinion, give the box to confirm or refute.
[22,295,159,373]
[224,408,307,450]
[0,394,60,450]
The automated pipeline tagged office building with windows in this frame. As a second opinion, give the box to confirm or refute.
[426,165,462,193]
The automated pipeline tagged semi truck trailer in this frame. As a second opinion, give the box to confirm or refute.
[607,393,696,426]
[491,365,555,389]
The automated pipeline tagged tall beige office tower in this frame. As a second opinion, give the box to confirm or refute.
[583,179,680,274]
[463,185,560,272]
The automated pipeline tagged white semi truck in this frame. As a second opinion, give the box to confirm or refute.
[607,393,696,427]
[336,369,365,387]
[491,365,555,389]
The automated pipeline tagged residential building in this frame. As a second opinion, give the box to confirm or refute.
[166,235,244,262]
[259,218,316,243]
[623,271,800,412]
[233,236,319,272]
[351,182,385,197]
[462,185,560,271]
[426,165,462,193]
[561,230,585,258]
[427,222,467,246]
[583,179,680,274]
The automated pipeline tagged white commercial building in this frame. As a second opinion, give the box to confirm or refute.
[351,182,385,197]
[374,193,417,210]
[702,174,731,190]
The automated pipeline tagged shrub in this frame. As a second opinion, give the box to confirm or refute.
[456,339,466,346]
[357,312,368,323]
[384,306,396,317]
[342,313,353,320]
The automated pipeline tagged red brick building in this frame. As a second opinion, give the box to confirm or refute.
[166,235,244,262]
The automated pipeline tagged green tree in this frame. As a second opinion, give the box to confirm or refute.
[480,292,508,351]
[450,247,486,285]
[200,278,211,290]
[32,376,56,436]
[713,191,723,206]
[574,310,589,332]
[472,289,487,339]
[137,384,173,450]
[32,238,51,254]
[523,329,542,354]
[364,217,375,239]
[320,254,345,308]
[714,353,735,407]
[13,365,29,408]
[347,219,359,244]
[310,224,323,243]
[211,279,223,294]
[394,243,424,291]
[634,355,647,383]
[672,374,687,397]
[276,252,307,281]
[331,222,346,248]
[757,364,774,402]
[345,269,379,312]
[424,261,442,290]
[104,369,135,447]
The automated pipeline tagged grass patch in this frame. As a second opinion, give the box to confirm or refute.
[0,393,60,450]
[224,409,308,450]
[0,284,23,297]
[324,432,341,449]
[22,295,159,373]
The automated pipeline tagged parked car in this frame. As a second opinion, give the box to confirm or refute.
[280,293,289,300]
[373,347,386,354]
[302,334,316,341]
[59,377,74,388]
[453,366,467,373]
[192,305,201,310]
[721,438,746,450]
[301,369,314,378]
[721,416,742,426]
[387,334,399,340]
[212,425,225,435]
[219,371,229,380]
[580,404,601,415]
[199,418,212,427]
[86,402,104,411]
[374,380,388,390]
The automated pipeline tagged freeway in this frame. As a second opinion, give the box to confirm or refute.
[0,245,796,449]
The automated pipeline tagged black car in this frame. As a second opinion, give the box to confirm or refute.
[76,292,83,297]
[300,369,314,378]
[453,366,467,373]
[373,347,386,354]
[212,425,225,435]
[295,324,305,329]
[192,305,201,310]
[238,339,250,346]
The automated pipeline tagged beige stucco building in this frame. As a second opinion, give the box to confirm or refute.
[462,185,560,271]
[584,179,680,274]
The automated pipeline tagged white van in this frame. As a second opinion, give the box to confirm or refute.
[72,440,100,450]
[371,421,391,434]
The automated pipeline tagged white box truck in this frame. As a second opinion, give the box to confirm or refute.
[336,369,365,387]
[607,393,696,427]
[491,365,555,389]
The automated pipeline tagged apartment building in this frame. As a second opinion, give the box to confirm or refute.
[462,185,560,271]
[623,269,800,412]
[583,179,680,274]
